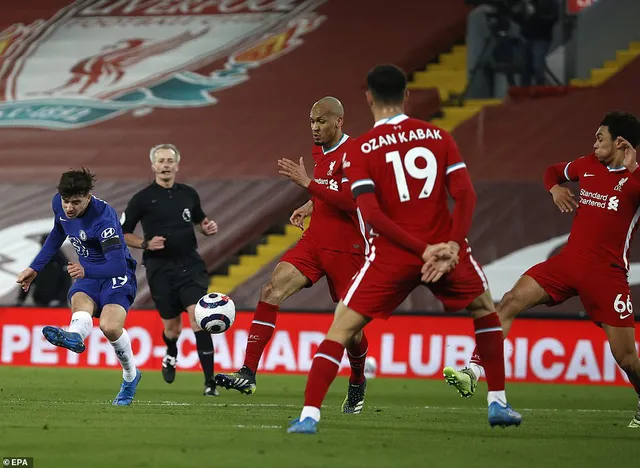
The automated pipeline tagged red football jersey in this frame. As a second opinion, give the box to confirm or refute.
[304,134,367,255]
[561,153,640,269]
[344,114,466,262]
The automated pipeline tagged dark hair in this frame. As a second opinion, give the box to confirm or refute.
[600,111,640,148]
[366,64,407,105]
[57,168,96,198]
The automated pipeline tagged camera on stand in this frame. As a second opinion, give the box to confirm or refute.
[465,0,521,34]
[460,0,525,102]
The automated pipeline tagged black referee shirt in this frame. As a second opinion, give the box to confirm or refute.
[121,182,206,263]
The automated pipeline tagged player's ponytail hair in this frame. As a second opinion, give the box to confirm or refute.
[57,167,96,198]
[150,143,181,163]
[601,111,640,148]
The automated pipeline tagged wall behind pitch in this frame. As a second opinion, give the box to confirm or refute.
[1,307,637,387]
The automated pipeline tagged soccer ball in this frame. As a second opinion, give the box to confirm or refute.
[194,292,236,334]
[364,356,377,379]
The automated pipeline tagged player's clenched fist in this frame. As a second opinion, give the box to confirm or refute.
[147,235,166,250]
[200,218,218,236]
[16,267,37,292]
[549,184,579,213]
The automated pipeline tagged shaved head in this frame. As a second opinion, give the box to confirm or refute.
[312,96,344,117]
[309,96,345,148]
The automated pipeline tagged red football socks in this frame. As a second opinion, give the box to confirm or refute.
[473,313,505,391]
[304,340,345,408]
[243,301,279,372]
[469,349,482,367]
[346,332,369,385]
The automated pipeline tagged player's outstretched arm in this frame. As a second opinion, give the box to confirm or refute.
[16,267,38,293]
[279,157,355,211]
[307,178,356,212]
[28,220,67,274]
[17,220,66,292]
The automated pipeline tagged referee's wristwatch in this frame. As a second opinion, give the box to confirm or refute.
[141,240,148,250]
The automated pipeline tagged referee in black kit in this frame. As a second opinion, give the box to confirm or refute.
[121,143,220,396]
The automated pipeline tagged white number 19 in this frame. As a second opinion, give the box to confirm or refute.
[385,147,437,202]
[111,276,128,289]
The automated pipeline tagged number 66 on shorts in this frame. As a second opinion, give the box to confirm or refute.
[614,293,633,320]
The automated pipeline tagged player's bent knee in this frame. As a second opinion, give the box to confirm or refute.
[260,277,296,305]
[260,262,308,304]
[260,279,282,304]
[98,304,126,340]
[467,290,496,316]
[70,292,96,315]
[326,302,369,346]
[501,275,550,313]
[498,290,522,317]
[351,329,363,346]
[185,306,201,331]
[99,320,122,341]
[325,327,355,347]
[163,318,182,337]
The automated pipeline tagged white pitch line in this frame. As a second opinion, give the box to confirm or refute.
[203,403,297,408]
[423,406,631,414]
[0,399,295,407]
[0,399,632,414]
[233,424,283,429]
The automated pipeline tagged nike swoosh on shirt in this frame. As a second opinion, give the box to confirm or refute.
[583,173,595,177]
[59,217,67,221]
[620,312,632,320]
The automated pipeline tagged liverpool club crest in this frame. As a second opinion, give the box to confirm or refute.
[0,0,326,129]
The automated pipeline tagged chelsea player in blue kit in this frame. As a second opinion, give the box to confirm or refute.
[16,169,142,406]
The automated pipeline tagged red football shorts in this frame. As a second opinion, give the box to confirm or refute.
[280,235,365,302]
[342,246,488,319]
[524,253,635,327]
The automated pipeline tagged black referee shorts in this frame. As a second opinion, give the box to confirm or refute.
[146,257,209,320]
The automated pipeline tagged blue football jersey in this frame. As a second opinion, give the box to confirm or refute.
[32,194,136,272]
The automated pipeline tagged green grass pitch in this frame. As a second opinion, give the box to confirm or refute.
[0,366,638,468]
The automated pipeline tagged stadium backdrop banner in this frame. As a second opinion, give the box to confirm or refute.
[0,307,638,386]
